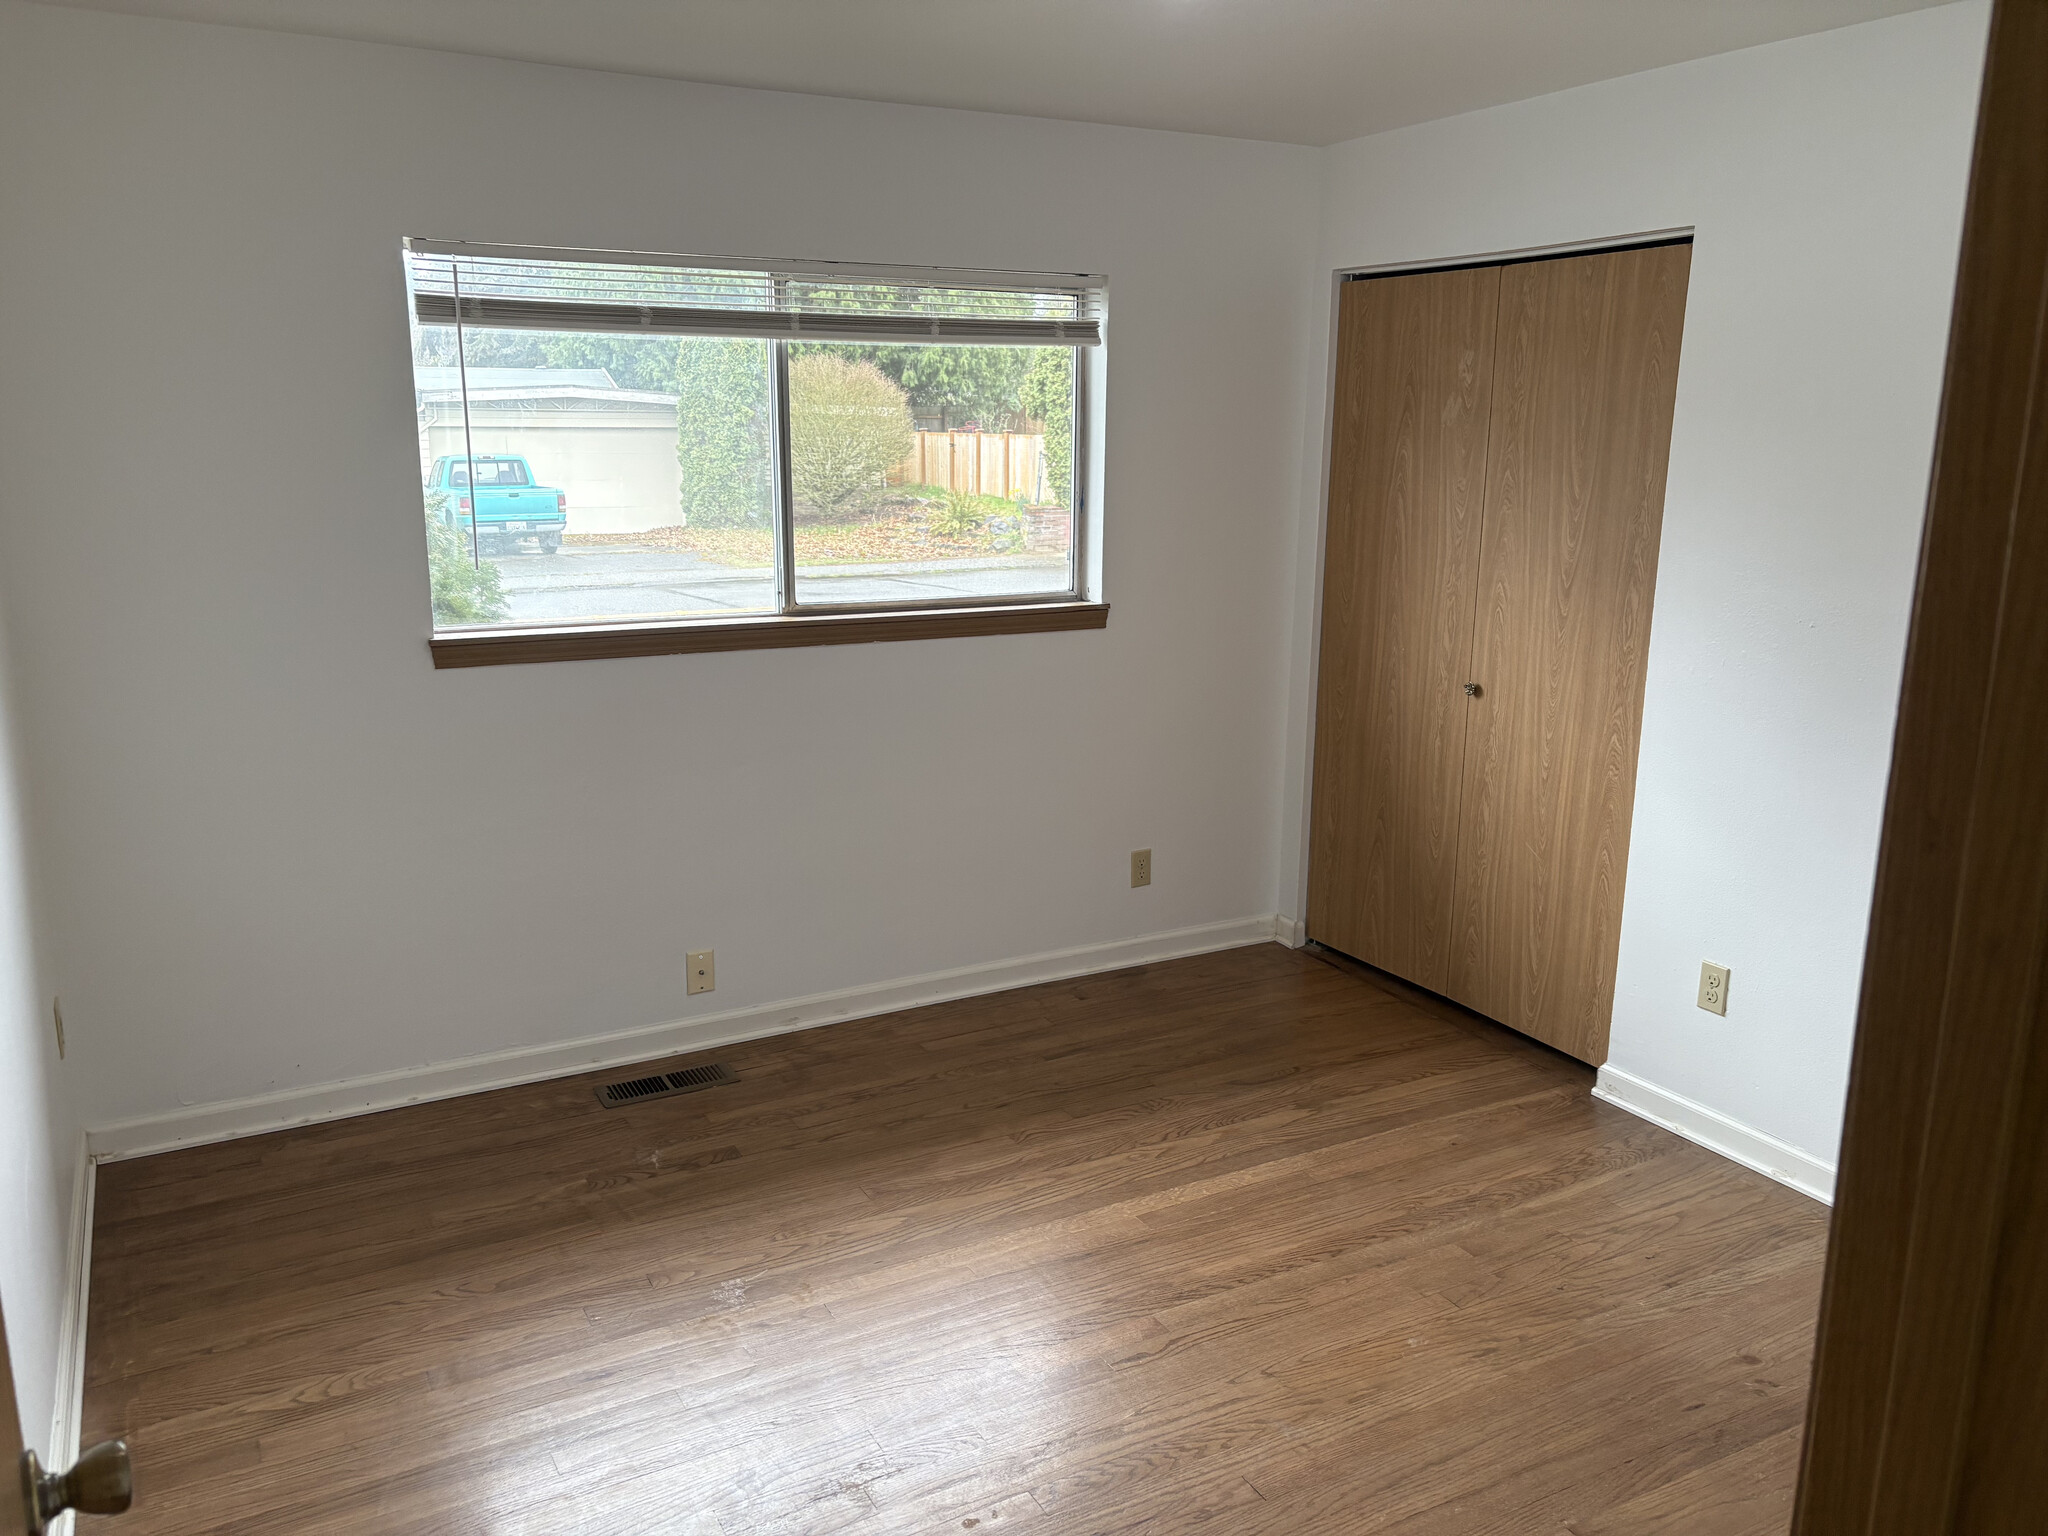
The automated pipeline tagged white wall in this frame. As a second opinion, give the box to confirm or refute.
[0,0,1991,1207]
[0,607,78,1457]
[0,3,1321,1129]
[1281,2,1989,1174]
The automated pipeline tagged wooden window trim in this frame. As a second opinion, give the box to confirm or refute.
[428,600,1108,668]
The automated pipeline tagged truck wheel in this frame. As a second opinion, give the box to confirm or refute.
[541,536,562,555]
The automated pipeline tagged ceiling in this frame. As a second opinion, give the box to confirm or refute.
[45,0,1957,145]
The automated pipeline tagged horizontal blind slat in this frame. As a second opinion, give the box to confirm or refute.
[403,236,1104,295]
[413,292,1099,345]
[404,242,1104,344]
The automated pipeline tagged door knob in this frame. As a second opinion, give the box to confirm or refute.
[20,1439,133,1531]
[1463,681,1483,698]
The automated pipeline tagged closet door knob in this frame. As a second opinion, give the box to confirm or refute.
[1464,682,1483,698]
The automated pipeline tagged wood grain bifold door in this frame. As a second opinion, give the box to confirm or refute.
[1450,244,1691,1060]
[1308,243,1691,1065]
[1308,265,1500,994]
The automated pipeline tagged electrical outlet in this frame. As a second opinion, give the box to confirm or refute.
[687,950,716,996]
[1131,849,1152,888]
[52,998,65,1060]
[1697,961,1730,1017]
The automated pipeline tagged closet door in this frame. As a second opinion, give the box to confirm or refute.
[1307,266,1499,988]
[1447,243,1691,1062]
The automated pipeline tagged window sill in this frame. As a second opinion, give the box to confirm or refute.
[429,600,1109,668]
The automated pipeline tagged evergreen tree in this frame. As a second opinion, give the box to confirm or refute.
[1019,349,1074,506]
[674,338,775,528]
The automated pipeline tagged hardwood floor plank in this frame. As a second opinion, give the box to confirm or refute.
[83,944,1824,1534]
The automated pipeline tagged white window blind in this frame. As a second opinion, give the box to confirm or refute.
[404,239,1105,347]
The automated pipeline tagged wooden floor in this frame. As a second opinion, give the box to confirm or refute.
[84,945,1829,1535]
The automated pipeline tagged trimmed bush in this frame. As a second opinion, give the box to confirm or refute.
[788,354,914,514]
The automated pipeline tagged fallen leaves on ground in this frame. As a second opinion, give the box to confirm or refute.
[566,509,1069,568]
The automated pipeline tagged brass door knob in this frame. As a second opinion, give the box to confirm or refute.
[1463,681,1483,698]
[21,1439,133,1531]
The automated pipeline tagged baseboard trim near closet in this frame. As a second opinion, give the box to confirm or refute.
[85,915,1284,1163]
[49,1132,94,1481]
[1594,1064,1835,1205]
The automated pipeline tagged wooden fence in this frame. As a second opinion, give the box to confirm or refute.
[889,431,1048,502]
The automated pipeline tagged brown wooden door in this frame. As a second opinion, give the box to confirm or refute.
[1445,244,1690,1062]
[1307,266,1499,989]
[1793,0,2048,1525]
[2,1287,132,1531]
[2,1290,28,1536]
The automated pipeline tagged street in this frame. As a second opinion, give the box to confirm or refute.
[488,542,1073,624]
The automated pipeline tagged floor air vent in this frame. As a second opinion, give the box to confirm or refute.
[595,1062,737,1108]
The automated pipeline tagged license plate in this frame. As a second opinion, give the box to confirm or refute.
[504,522,529,531]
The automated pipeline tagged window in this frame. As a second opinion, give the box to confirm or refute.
[451,459,530,488]
[403,241,1106,666]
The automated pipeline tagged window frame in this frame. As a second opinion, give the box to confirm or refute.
[405,240,1107,666]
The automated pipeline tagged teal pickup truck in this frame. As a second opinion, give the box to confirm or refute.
[425,454,567,555]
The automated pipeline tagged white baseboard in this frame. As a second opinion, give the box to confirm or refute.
[1594,1064,1835,1205]
[1274,915,1307,948]
[88,916,1282,1162]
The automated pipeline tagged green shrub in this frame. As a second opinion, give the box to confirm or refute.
[788,354,914,514]
[793,343,1031,431]
[928,489,1023,545]
[928,489,986,540]
[424,494,508,625]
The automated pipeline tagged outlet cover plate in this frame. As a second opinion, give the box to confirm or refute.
[1697,961,1730,1016]
[687,949,716,995]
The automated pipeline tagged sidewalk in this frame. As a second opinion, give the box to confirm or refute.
[493,544,1073,623]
